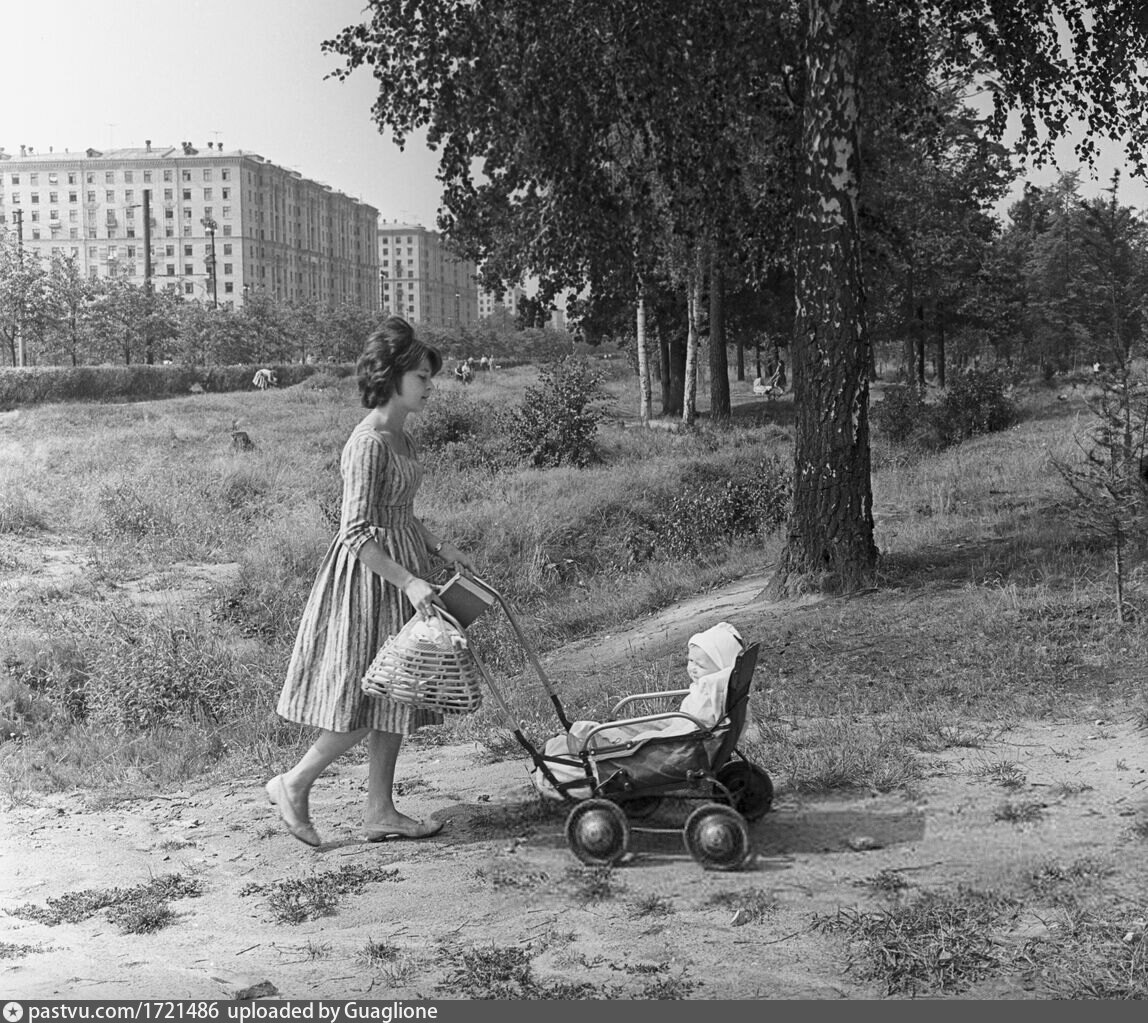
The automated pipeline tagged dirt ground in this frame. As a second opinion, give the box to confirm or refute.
[2,572,1146,1000]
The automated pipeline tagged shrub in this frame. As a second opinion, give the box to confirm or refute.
[501,358,604,468]
[655,456,791,560]
[411,390,493,451]
[933,370,1018,445]
[872,384,930,444]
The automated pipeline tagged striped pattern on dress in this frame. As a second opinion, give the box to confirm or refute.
[276,423,442,734]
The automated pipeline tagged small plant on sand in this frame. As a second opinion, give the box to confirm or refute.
[239,864,402,925]
[436,942,610,999]
[628,893,675,918]
[993,800,1046,824]
[0,942,51,960]
[976,760,1027,790]
[854,869,911,895]
[11,873,203,933]
[358,938,402,966]
[566,865,624,905]
[704,887,779,925]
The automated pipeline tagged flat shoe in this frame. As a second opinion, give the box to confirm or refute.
[266,774,321,848]
[363,819,444,842]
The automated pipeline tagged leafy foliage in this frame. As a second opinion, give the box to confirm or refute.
[501,358,604,468]
[874,372,1017,450]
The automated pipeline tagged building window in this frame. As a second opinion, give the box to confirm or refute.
[166,265,175,276]
[29,173,38,185]
[127,246,136,259]
[49,192,58,203]
[165,227,174,237]
[49,210,59,221]
[30,193,39,204]
[30,210,39,222]
[182,189,191,201]
[164,169,173,181]
[105,172,115,184]
[223,243,232,255]
[182,170,191,182]
[203,169,212,181]
[204,188,213,201]
[222,224,232,236]
[143,171,152,183]
[183,245,193,256]
[222,206,231,219]
[69,191,77,203]
[125,190,134,203]
[69,210,77,222]
[105,190,114,202]
[165,245,174,256]
[87,191,96,203]
[183,209,191,219]
[164,209,174,220]
[183,223,192,235]
[224,281,234,294]
[223,263,232,275]
[69,228,78,239]
[69,173,78,185]
[204,206,213,218]
[125,171,133,183]
[86,173,95,184]
[184,282,193,294]
[221,169,230,180]
[222,187,230,199]
[10,194,18,204]
[164,189,173,200]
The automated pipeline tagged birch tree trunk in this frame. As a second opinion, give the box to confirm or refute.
[773,0,878,593]
[683,271,700,427]
[636,287,651,424]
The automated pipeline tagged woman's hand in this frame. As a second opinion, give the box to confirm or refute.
[402,576,441,616]
[437,541,476,574]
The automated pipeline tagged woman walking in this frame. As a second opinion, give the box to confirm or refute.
[267,316,475,846]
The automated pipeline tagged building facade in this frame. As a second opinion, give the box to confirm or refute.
[0,141,379,310]
[378,221,479,328]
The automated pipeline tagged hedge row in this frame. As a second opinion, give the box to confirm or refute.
[0,362,353,409]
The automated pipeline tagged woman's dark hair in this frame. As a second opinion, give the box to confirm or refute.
[357,316,443,408]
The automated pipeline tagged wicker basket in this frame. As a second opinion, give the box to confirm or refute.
[362,608,483,714]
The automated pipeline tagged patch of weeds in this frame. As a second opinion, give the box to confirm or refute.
[566,866,624,905]
[157,839,197,852]
[976,760,1027,790]
[0,941,51,959]
[12,873,203,930]
[107,897,176,934]
[993,800,1046,824]
[854,869,911,895]
[358,938,401,966]
[1026,858,1112,905]
[472,863,550,890]
[637,972,700,999]
[815,885,1019,995]
[301,940,332,960]
[629,893,674,918]
[1128,817,1148,841]
[470,798,565,838]
[1018,905,1148,998]
[435,943,614,999]
[239,864,402,925]
[704,887,779,924]
[530,925,578,953]
[1048,780,1094,799]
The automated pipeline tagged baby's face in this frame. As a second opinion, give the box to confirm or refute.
[687,645,720,682]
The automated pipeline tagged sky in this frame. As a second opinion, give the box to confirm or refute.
[2,0,1146,232]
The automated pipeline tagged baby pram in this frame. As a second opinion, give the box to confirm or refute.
[443,573,774,871]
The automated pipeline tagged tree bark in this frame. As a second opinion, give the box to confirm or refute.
[659,332,674,413]
[683,271,700,427]
[636,288,651,424]
[708,251,730,421]
[772,0,877,594]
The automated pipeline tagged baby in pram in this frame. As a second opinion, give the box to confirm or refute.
[530,622,745,798]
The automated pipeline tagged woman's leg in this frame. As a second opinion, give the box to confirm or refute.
[269,727,369,844]
[363,730,443,837]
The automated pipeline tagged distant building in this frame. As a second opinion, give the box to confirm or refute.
[480,284,567,331]
[478,284,525,321]
[0,140,380,310]
[378,221,479,328]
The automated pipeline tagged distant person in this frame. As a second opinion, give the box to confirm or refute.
[252,368,276,390]
[267,317,477,847]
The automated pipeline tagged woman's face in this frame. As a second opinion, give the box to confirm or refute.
[395,356,434,411]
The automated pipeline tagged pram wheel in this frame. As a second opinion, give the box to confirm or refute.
[683,804,752,871]
[715,761,774,821]
[565,798,631,866]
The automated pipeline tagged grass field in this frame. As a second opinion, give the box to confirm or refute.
[0,361,1144,801]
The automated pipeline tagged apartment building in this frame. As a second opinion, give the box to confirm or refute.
[479,284,567,330]
[0,141,379,310]
[378,221,479,328]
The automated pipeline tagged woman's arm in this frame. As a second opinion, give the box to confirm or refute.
[414,518,476,573]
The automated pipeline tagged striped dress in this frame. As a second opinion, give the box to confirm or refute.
[276,422,442,734]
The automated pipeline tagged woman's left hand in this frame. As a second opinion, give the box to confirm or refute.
[438,541,476,574]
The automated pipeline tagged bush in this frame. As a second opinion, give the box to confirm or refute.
[933,370,1017,445]
[501,358,604,468]
[872,384,930,444]
[873,373,1017,450]
[411,390,492,451]
[655,456,791,560]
